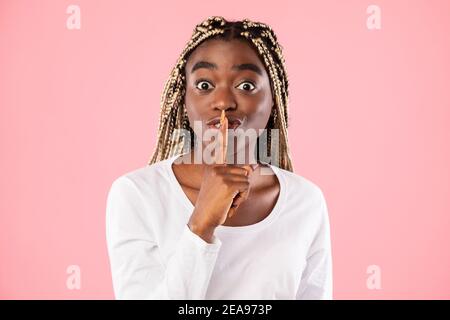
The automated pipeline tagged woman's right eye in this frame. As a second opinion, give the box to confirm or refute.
[195,80,214,91]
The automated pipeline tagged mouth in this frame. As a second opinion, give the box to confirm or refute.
[205,116,243,130]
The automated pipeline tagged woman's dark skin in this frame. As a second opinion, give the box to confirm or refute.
[171,39,281,243]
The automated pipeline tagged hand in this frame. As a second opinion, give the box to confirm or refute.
[187,110,254,242]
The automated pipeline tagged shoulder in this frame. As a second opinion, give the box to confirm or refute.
[107,157,175,201]
[272,165,326,206]
[271,165,329,229]
[273,166,331,243]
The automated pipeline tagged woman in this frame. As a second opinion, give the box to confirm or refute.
[106,16,333,300]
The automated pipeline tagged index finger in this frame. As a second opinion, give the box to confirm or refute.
[214,110,228,165]
[222,111,228,164]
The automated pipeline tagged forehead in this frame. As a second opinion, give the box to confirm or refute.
[186,38,265,70]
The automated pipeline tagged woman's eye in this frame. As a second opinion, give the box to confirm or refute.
[236,81,256,91]
[195,80,214,91]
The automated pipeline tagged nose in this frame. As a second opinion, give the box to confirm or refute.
[211,87,237,112]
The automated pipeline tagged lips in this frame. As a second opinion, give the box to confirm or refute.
[206,115,243,130]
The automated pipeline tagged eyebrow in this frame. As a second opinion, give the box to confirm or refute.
[190,61,263,75]
[191,61,216,73]
[232,63,263,75]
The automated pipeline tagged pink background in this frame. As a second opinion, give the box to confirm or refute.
[1,0,449,299]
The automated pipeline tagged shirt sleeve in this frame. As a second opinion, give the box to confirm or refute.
[296,190,333,300]
[106,176,222,300]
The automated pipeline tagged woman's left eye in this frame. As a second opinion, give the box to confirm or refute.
[236,81,256,91]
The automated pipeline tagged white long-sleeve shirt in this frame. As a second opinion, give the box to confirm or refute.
[106,154,333,300]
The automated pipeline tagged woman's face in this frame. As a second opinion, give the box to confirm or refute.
[184,38,273,152]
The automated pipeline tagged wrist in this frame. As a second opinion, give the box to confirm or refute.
[187,217,216,243]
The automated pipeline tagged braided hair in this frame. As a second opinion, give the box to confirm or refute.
[148,16,293,172]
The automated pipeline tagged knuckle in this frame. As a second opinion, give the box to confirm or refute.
[211,166,221,176]
[242,181,250,189]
